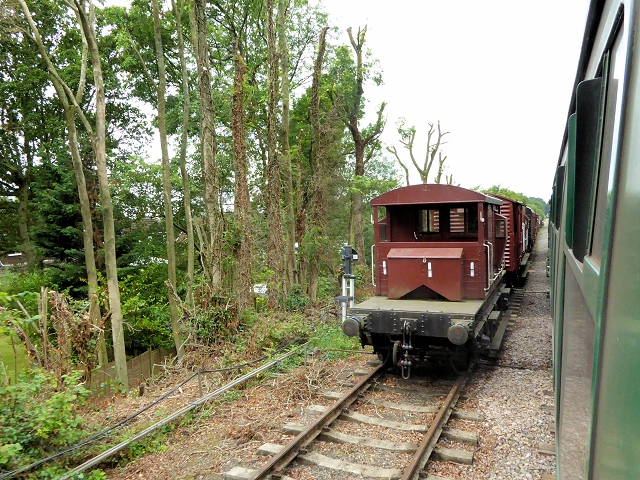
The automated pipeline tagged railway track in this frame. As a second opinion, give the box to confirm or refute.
[224,361,484,480]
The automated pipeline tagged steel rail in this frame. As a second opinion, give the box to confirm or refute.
[60,344,308,479]
[400,369,470,480]
[248,362,386,479]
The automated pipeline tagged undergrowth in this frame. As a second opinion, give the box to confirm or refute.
[0,299,362,476]
[0,369,106,479]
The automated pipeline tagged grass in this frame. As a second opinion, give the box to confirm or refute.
[0,333,29,383]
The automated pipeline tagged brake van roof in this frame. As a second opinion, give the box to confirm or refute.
[371,184,502,207]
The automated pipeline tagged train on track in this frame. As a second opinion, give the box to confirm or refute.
[337,184,539,378]
[548,0,640,478]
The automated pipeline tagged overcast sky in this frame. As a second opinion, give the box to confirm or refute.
[319,0,591,200]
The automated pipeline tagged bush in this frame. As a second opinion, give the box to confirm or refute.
[285,285,309,312]
[316,276,339,302]
[0,369,91,473]
[117,265,174,351]
[192,304,238,345]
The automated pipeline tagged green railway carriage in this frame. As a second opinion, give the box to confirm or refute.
[549,0,640,478]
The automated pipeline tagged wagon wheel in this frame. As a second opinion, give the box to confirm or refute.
[392,340,401,368]
[377,347,392,366]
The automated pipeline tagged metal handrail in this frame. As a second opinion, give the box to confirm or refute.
[371,244,376,286]
[484,243,491,290]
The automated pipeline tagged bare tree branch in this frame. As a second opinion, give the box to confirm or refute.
[386,145,410,186]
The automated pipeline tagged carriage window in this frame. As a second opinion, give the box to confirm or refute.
[496,219,506,238]
[591,33,625,265]
[418,209,439,233]
[568,73,604,262]
[450,205,478,235]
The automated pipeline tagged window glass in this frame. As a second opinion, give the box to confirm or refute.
[378,224,387,242]
[591,34,624,265]
[496,220,506,238]
[418,209,439,233]
[572,76,603,262]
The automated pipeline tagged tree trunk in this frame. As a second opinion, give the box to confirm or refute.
[63,110,103,364]
[307,26,329,301]
[18,137,36,267]
[153,0,184,359]
[351,142,366,258]
[173,0,195,311]
[16,181,34,265]
[277,0,295,294]
[346,27,368,259]
[231,41,252,313]
[265,0,283,308]
[294,131,306,288]
[76,0,128,389]
[191,0,222,291]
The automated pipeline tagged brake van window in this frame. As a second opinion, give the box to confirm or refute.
[419,209,439,233]
[450,205,478,235]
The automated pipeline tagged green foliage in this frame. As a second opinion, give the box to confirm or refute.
[190,296,239,346]
[299,226,328,260]
[117,265,173,351]
[0,333,28,384]
[0,271,47,314]
[30,160,84,266]
[285,284,309,312]
[125,436,168,461]
[316,276,339,301]
[0,291,39,320]
[0,199,21,254]
[0,369,91,472]
[223,390,240,402]
[308,324,360,353]
[527,196,548,218]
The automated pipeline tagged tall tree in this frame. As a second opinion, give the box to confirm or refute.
[191,0,223,292]
[265,0,284,308]
[151,0,184,359]
[0,36,40,266]
[277,0,295,293]
[18,0,128,388]
[74,0,128,388]
[0,2,82,268]
[389,119,449,184]
[231,39,252,312]
[343,26,385,258]
[306,26,329,301]
[172,0,195,311]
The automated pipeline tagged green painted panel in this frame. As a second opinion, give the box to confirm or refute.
[566,114,577,250]
[592,101,640,480]
[593,197,640,478]
[582,257,600,321]
[553,253,566,425]
[558,268,595,480]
